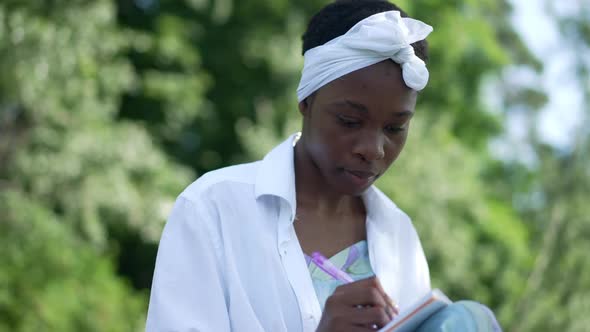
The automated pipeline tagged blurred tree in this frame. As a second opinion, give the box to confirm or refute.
[0,1,191,329]
[509,1,590,331]
[114,0,313,173]
[511,139,590,332]
[0,191,145,331]
[0,0,574,330]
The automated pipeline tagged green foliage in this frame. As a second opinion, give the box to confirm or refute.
[508,3,590,330]
[510,142,590,332]
[116,0,312,172]
[1,0,588,330]
[0,1,192,246]
[0,190,145,331]
[0,1,191,328]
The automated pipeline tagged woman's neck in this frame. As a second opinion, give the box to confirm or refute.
[293,141,365,220]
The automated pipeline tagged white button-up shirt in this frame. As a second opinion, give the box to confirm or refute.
[146,134,431,332]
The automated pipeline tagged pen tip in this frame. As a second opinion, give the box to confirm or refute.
[311,252,324,261]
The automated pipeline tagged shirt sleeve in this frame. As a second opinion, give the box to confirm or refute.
[145,195,230,332]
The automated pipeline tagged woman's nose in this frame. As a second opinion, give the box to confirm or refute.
[353,132,385,161]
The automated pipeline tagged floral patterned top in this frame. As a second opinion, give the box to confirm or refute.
[304,240,375,311]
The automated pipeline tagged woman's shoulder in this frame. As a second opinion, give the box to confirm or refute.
[164,161,265,238]
[179,161,262,203]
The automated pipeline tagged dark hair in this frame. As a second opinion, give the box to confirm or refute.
[302,0,429,63]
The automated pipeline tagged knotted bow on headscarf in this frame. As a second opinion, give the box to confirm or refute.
[296,11,433,102]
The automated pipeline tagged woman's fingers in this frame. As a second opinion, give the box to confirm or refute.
[333,277,397,313]
[318,276,399,332]
[335,285,388,306]
[348,305,393,329]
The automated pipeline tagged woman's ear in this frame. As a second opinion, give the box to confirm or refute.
[298,93,314,116]
[298,99,309,116]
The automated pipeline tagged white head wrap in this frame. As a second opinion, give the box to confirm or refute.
[297,10,433,102]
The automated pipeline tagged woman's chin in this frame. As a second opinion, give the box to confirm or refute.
[329,179,373,196]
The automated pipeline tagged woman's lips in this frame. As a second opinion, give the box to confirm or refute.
[343,169,377,187]
[347,170,376,179]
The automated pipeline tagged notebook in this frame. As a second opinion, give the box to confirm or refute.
[378,289,452,332]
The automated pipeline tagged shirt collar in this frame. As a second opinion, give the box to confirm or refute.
[255,133,395,227]
[255,133,300,217]
[362,185,399,231]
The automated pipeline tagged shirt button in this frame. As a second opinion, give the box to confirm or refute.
[278,245,287,256]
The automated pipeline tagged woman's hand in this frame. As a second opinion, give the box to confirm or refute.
[316,276,399,331]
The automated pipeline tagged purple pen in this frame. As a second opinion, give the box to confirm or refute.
[310,252,354,283]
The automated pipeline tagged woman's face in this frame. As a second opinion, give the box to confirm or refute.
[299,60,417,196]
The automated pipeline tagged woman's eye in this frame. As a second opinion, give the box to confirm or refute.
[385,125,406,134]
[337,115,361,128]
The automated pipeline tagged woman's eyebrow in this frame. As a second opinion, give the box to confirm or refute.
[329,100,368,113]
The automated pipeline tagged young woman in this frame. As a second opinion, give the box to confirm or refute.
[146,1,501,331]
